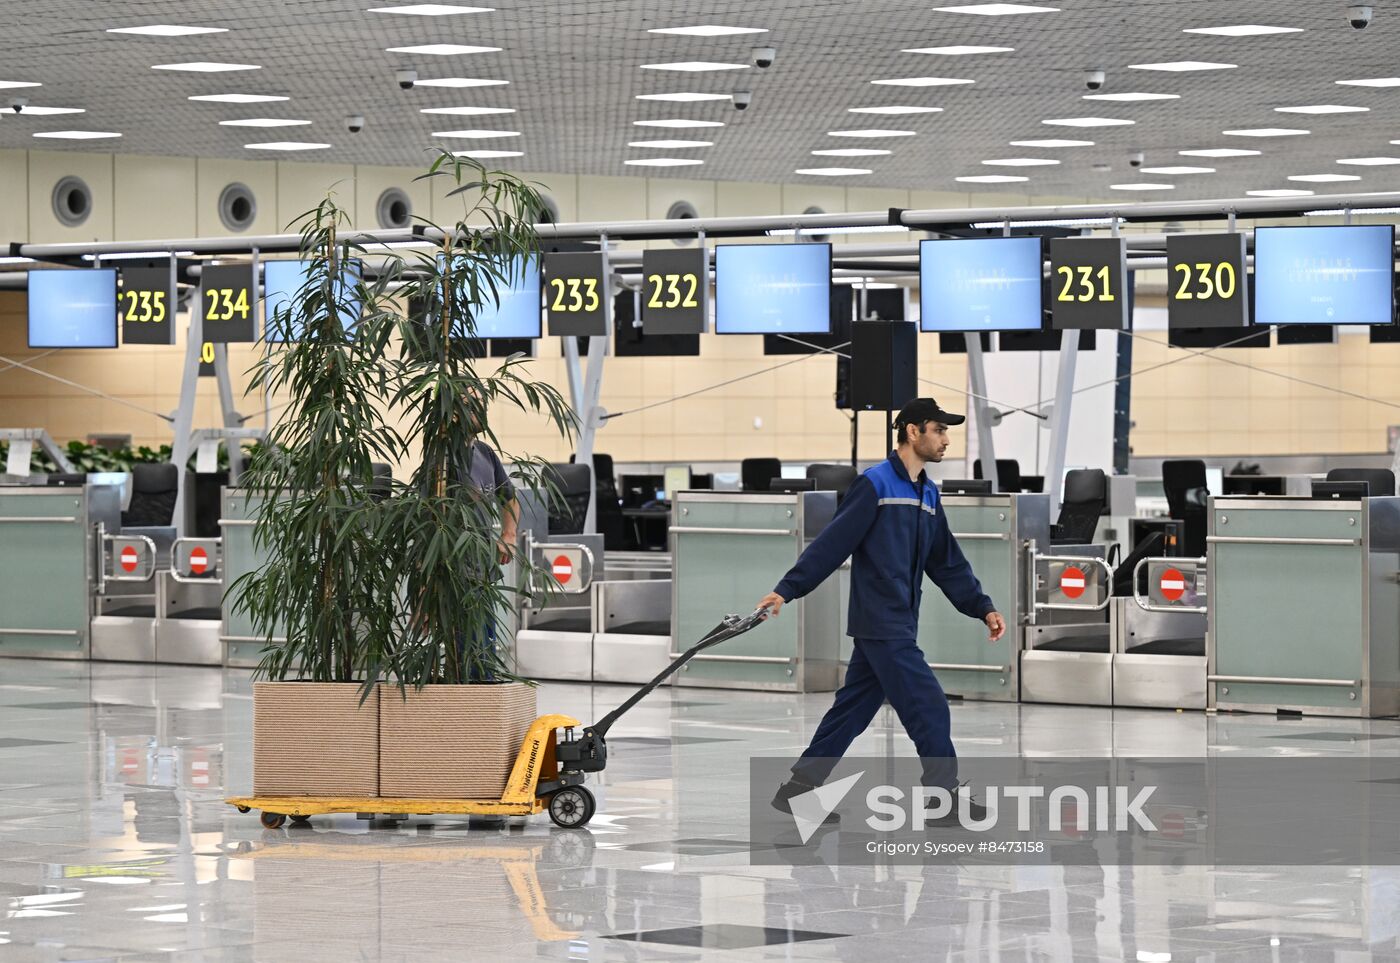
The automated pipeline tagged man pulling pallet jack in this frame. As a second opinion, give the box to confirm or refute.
[757,398,1006,824]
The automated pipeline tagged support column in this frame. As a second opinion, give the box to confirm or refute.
[1043,331,1080,514]
[965,333,998,490]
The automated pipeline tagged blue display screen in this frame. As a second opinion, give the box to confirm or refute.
[919,237,1044,332]
[262,259,363,342]
[463,258,542,339]
[1254,225,1395,325]
[27,268,118,349]
[715,243,832,334]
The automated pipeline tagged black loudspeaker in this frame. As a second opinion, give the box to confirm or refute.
[835,354,851,410]
[850,319,917,411]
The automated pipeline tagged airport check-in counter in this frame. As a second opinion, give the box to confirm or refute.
[220,488,285,668]
[1207,495,1400,717]
[917,493,1049,701]
[670,490,840,692]
[0,485,112,659]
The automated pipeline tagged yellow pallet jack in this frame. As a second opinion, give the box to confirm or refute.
[227,606,769,830]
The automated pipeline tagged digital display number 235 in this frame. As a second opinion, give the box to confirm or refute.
[122,289,167,324]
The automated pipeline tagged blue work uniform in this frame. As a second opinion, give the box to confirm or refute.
[772,450,996,789]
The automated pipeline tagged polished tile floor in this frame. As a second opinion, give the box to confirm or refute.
[4,659,1400,961]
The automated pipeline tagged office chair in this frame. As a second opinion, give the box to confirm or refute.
[806,463,859,500]
[1050,468,1107,545]
[122,463,180,528]
[1325,467,1396,498]
[971,458,1022,493]
[741,457,782,493]
[543,462,594,535]
[1161,459,1209,558]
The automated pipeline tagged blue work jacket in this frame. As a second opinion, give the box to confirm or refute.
[773,451,996,639]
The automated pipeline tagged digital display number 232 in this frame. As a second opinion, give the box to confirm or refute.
[645,272,700,310]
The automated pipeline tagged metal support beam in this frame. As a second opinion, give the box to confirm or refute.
[572,235,612,535]
[168,306,205,538]
[964,333,998,491]
[1043,330,1080,514]
[212,345,245,480]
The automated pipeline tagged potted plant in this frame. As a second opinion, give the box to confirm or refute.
[231,196,403,797]
[375,153,575,799]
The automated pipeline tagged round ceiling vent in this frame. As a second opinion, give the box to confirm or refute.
[376,187,413,230]
[534,194,560,225]
[218,182,257,233]
[667,199,699,246]
[51,176,92,228]
[801,205,830,244]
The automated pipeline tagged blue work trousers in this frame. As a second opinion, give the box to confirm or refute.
[792,637,957,790]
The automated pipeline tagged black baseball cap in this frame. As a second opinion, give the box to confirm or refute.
[894,397,965,429]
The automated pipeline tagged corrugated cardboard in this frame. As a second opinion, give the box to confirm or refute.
[253,682,378,797]
[379,682,536,799]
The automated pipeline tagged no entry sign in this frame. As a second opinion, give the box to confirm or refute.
[1060,566,1087,600]
[552,554,573,584]
[119,545,139,573]
[1159,567,1186,602]
[190,547,209,575]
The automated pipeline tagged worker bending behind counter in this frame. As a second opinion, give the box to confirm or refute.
[757,397,1006,820]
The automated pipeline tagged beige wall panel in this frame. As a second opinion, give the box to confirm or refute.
[350,164,432,233]
[908,190,972,211]
[716,180,782,217]
[114,155,197,239]
[28,150,114,243]
[195,157,279,237]
[0,150,29,241]
[780,183,846,216]
[276,162,357,229]
[645,177,716,220]
[576,175,647,224]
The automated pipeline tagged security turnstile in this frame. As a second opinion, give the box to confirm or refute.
[90,528,161,662]
[1019,547,1115,706]
[1113,556,1208,710]
[155,538,223,665]
[917,493,1050,701]
[1207,495,1400,717]
[670,491,840,692]
[514,532,600,682]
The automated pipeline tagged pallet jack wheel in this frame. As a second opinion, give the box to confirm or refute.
[548,786,595,828]
[236,806,250,814]
[289,814,312,826]
[259,811,287,830]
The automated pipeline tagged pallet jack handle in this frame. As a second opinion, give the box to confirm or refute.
[589,605,771,740]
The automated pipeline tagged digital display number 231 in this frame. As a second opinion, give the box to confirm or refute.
[1055,264,1116,303]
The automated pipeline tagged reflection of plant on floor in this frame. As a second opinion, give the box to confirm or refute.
[0,439,258,474]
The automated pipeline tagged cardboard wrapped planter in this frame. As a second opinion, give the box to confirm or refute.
[253,682,379,797]
[379,682,536,798]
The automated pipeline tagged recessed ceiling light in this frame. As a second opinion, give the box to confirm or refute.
[1140,166,1215,174]
[419,106,516,115]
[933,4,1059,14]
[1182,24,1302,36]
[812,148,893,156]
[0,80,42,89]
[416,77,510,88]
[0,105,83,115]
[871,77,975,87]
[827,128,918,138]
[189,94,288,104]
[956,174,1029,182]
[1223,127,1309,136]
[902,45,1014,54]
[1010,138,1093,147]
[1083,92,1179,101]
[1042,116,1135,127]
[629,139,713,147]
[795,167,873,176]
[639,61,749,72]
[432,129,520,138]
[107,24,229,36]
[369,4,494,13]
[32,130,121,140]
[452,149,522,157]
[1337,77,1400,87]
[1129,61,1237,72]
[625,158,705,167]
[1288,173,1361,182]
[982,157,1060,166]
[1179,147,1261,157]
[244,141,330,150]
[1109,183,1175,190]
[385,44,500,55]
[1275,104,1367,114]
[647,25,768,36]
[848,105,943,114]
[218,117,311,127]
[635,92,730,102]
[632,118,724,128]
[1338,156,1400,165]
[152,62,260,72]
[1247,188,1313,197]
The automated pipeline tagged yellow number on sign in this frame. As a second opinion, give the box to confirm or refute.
[681,273,699,307]
[1172,261,1237,301]
[645,273,700,310]
[1057,264,1114,302]
[549,278,566,311]
[1056,265,1075,302]
[1214,261,1236,299]
[205,287,249,322]
[201,341,215,364]
[1096,264,1115,302]
[646,274,664,308]
[152,290,166,323]
[550,277,600,313]
[1173,263,1193,300]
[204,288,218,320]
[233,287,249,319]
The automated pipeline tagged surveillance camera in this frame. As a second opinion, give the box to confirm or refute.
[1347,4,1373,27]
[752,46,776,69]
[1128,150,1145,168]
[1084,68,1106,91]
[732,89,752,111]
[346,114,365,134]
[395,68,417,90]
[9,96,27,113]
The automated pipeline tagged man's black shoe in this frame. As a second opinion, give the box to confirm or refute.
[924,785,988,825]
[771,778,841,824]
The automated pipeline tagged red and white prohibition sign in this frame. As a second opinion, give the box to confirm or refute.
[552,554,573,584]
[1059,565,1087,600]
[1159,567,1186,602]
[189,547,209,575]
[119,545,139,573]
